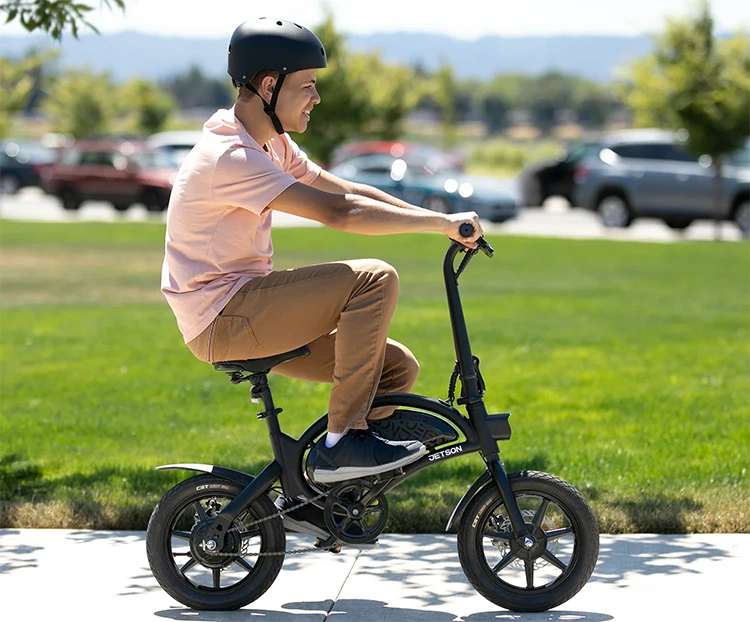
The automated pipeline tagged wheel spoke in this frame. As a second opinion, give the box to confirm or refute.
[193,502,208,521]
[180,556,198,574]
[340,517,354,531]
[233,556,255,573]
[492,550,517,574]
[483,530,512,540]
[545,527,574,541]
[172,550,191,557]
[239,528,260,540]
[532,498,550,526]
[171,530,192,541]
[542,548,568,571]
[524,559,535,588]
[212,568,221,589]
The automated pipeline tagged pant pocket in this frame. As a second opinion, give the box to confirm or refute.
[208,315,259,362]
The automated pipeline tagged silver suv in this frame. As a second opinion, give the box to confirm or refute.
[572,129,750,235]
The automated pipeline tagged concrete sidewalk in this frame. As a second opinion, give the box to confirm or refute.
[0,529,747,621]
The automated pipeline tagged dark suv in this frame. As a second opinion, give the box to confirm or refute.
[43,139,178,212]
[572,129,750,234]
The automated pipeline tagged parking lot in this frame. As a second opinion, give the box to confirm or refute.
[0,188,743,243]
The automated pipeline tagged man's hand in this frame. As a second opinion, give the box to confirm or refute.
[444,212,484,249]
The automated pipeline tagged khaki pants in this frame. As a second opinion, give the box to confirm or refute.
[187,259,419,433]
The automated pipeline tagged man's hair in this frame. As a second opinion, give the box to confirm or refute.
[237,69,280,102]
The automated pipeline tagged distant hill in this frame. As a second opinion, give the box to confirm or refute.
[0,30,660,83]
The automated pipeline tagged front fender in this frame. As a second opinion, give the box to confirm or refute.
[156,463,255,487]
[445,470,493,532]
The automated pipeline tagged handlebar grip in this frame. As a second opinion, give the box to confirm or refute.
[459,222,475,237]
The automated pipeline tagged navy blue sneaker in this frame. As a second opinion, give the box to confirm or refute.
[307,429,426,484]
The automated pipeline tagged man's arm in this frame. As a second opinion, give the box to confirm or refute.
[311,169,437,214]
[268,179,483,246]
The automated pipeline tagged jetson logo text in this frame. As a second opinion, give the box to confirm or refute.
[428,446,463,461]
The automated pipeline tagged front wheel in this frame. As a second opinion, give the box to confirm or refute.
[596,194,632,228]
[146,474,285,610]
[457,471,599,612]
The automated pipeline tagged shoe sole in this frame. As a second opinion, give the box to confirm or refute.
[312,445,427,484]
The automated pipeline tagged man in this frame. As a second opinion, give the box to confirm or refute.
[161,18,483,490]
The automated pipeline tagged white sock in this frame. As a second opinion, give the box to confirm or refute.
[325,431,346,448]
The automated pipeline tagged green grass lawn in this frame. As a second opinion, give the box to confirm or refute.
[1,220,748,533]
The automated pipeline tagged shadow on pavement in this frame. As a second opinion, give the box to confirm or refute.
[0,529,42,573]
[154,601,614,621]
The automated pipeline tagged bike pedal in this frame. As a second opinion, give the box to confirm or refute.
[314,537,341,554]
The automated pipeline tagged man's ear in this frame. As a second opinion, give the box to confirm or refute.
[261,76,276,96]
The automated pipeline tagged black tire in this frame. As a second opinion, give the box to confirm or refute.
[595,193,632,228]
[457,471,599,612]
[0,173,20,195]
[112,201,131,212]
[58,188,82,211]
[146,474,285,611]
[732,199,750,237]
[142,188,168,212]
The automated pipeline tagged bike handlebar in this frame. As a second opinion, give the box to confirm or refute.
[458,223,494,258]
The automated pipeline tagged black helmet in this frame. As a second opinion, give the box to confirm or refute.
[228,18,327,135]
[228,17,327,83]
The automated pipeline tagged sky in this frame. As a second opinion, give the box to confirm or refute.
[0,0,746,40]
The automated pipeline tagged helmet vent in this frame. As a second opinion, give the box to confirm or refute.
[294,23,302,28]
[276,21,283,26]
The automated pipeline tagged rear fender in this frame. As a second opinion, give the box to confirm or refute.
[445,470,493,532]
[155,463,255,487]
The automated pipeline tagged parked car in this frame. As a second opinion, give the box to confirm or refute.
[43,139,179,212]
[0,140,56,194]
[329,151,520,223]
[572,129,750,235]
[518,141,601,207]
[331,141,465,173]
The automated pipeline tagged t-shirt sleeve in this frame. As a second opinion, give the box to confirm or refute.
[281,134,322,184]
[211,146,297,215]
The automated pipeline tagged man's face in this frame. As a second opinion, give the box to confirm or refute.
[274,69,320,133]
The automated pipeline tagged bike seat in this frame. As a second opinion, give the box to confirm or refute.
[213,345,311,374]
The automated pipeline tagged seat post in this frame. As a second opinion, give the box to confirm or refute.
[249,373,285,464]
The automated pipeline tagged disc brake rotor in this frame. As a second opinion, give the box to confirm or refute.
[488,508,559,570]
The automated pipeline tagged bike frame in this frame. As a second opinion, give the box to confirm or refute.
[160,241,529,549]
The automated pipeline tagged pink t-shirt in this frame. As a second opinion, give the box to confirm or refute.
[161,107,321,343]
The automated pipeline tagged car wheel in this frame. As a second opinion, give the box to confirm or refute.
[111,202,130,212]
[142,188,168,212]
[0,174,20,195]
[522,176,545,207]
[732,200,750,237]
[58,189,82,211]
[663,217,693,230]
[596,194,632,228]
[422,194,453,214]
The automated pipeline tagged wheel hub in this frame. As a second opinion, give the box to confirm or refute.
[509,523,547,561]
[189,521,243,568]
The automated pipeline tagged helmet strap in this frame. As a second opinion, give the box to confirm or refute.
[245,73,287,135]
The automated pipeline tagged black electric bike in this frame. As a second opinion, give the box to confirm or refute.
[146,225,599,612]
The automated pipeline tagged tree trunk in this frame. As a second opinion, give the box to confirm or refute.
[712,158,724,242]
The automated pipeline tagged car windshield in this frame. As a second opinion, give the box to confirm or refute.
[565,142,600,162]
[729,144,750,167]
[131,150,179,169]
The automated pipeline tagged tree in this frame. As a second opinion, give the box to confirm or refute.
[1,0,125,40]
[162,65,234,111]
[43,68,114,137]
[118,78,176,135]
[621,2,750,239]
[0,49,56,137]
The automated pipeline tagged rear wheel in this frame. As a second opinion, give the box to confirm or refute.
[0,174,20,195]
[596,194,632,228]
[142,188,168,212]
[58,188,81,211]
[457,471,599,612]
[146,474,285,610]
[732,199,750,237]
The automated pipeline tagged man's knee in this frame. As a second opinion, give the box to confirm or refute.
[389,341,420,389]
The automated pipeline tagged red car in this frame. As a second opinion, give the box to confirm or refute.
[43,139,179,212]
